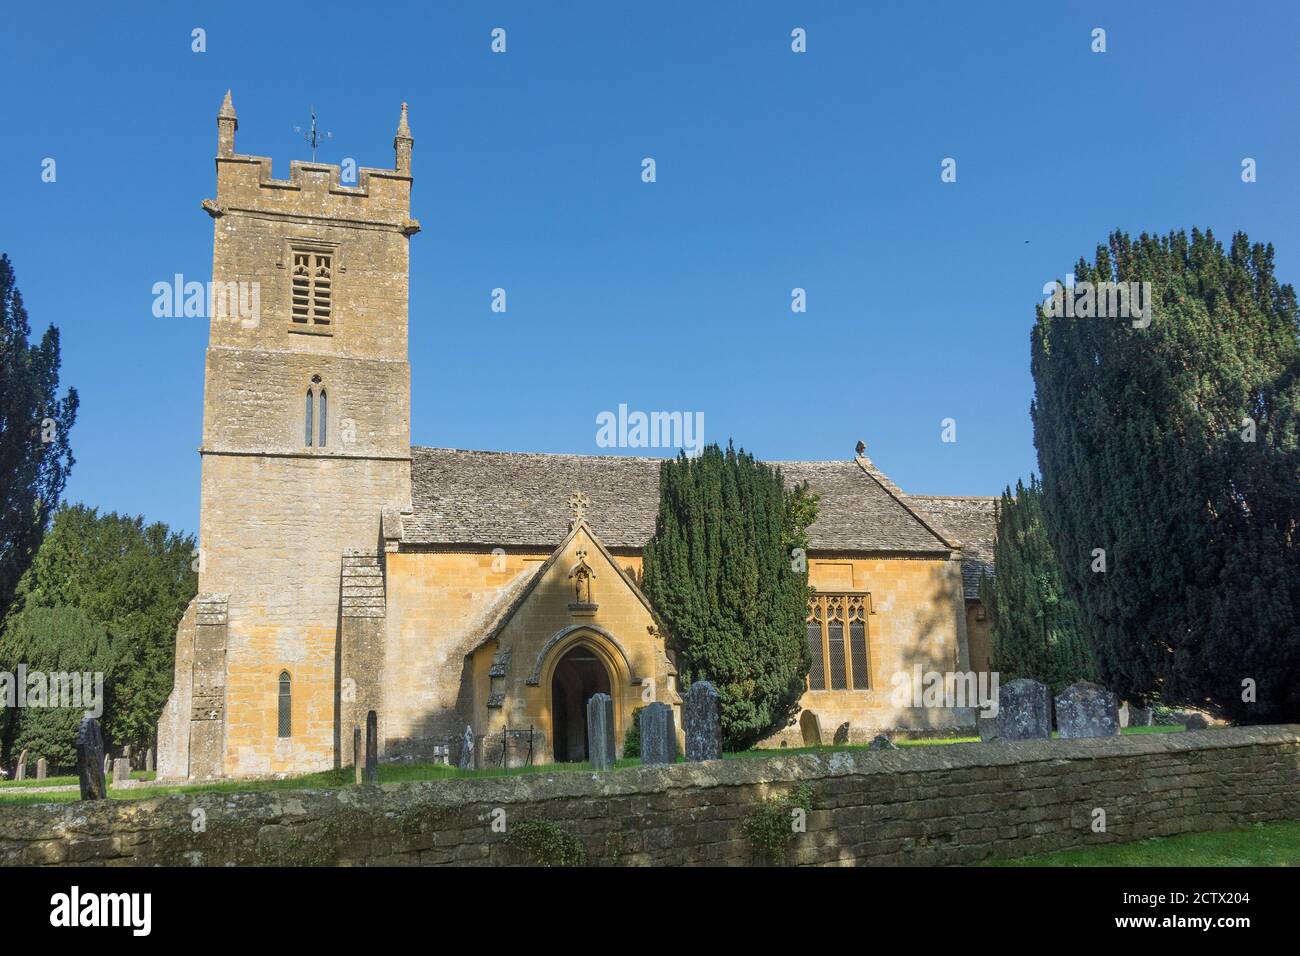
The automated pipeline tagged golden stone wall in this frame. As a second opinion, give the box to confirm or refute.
[382,535,664,764]
[157,97,415,779]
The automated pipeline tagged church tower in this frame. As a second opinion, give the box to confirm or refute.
[158,93,417,779]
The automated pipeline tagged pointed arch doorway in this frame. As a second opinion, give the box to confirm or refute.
[550,644,612,762]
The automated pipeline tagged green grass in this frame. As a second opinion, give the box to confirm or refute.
[0,725,1192,805]
[0,769,154,789]
[988,820,1300,866]
[0,758,647,805]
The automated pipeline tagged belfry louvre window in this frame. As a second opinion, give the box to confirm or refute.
[291,250,332,326]
[806,594,871,691]
[277,671,292,738]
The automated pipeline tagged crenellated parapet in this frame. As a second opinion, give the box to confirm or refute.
[206,91,419,234]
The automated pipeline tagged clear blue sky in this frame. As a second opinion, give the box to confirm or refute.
[3,1,1296,538]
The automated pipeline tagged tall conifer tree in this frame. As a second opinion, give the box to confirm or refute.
[642,442,817,750]
[0,254,77,623]
[979,477,1093,690]
[1031,229,1299,721]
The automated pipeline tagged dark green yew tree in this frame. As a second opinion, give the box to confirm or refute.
[642,442,817,750]
[1031,229,1299,721]
[4,505,197,757]
[979,477,1093,691]
[0,254,77,624]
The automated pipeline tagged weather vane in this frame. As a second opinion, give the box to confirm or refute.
[294,106,333,161]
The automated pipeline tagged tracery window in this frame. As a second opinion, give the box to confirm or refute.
[805,594,871,691]
[304,379,327,447]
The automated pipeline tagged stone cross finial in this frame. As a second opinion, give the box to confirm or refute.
[568,491,590,526]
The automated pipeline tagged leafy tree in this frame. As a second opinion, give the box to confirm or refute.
[979,477,1093,690]
[0,254,78,623]
[5,504,197,753]
[1031,229,1299,721]
[0,606,117,770]
[642,442,818,750]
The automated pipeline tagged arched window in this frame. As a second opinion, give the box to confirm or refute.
[304,390,314,447]
[318,389,327,447]
[277,671,292,738]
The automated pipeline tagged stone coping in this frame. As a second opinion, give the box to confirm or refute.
[3,725,1293,825]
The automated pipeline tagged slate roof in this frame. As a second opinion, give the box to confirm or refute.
[908,495,999,599]
[406,447,954,554]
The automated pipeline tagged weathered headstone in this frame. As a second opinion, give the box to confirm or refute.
[683,681,722,761]
[103,754,112,778]
[1184,713,1209,731]
[122,744,132,766]
[364,710,379,784]
[993,678,1052,740]
[35,757,48,780]
[977,714,999,741]
[145,747,155,773]
[76,717,108,800]
[638,702,676,765]
[833,722,851,746]
[585,692,616,770]
[1054,681,1120,739]
[799,710,822,746]
[353,725,363,784]
[868,734,898,750]
[458,724,475,770]
[1119,701,1154,728]
[112,757,130,787]
[14,748,28,781]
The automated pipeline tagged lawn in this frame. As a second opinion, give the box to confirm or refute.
[987,820,1300,866]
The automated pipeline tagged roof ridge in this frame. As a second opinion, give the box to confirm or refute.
[910,494,999,502]
[413,445,871,468]
[852,454,959,551]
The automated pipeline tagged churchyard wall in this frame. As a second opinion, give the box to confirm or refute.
[3,725,1295,867]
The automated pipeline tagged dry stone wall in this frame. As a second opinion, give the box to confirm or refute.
[2,726,1295,867]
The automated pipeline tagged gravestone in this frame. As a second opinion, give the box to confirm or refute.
[458,724,475,770]
[36,757,48,780]
[353,725,363,784]
[833,722,851,746]
[122,745,132,767]
[15,748,28,781]
[683,681,721,762]
[977,714,999,741]
[868,734,898,751]
[1055,681,1120,738]
[1184,713,1209,730]
[993,678,1052,740]
[585,693,616,770]
[112,757,130,787]
[639,702,677,765]
[799,711,823,746]
[364,710,379,784]
[76,717,107,800]
[1119,701,1153,728]
[145,748,155,773]
[103,754,112,778]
